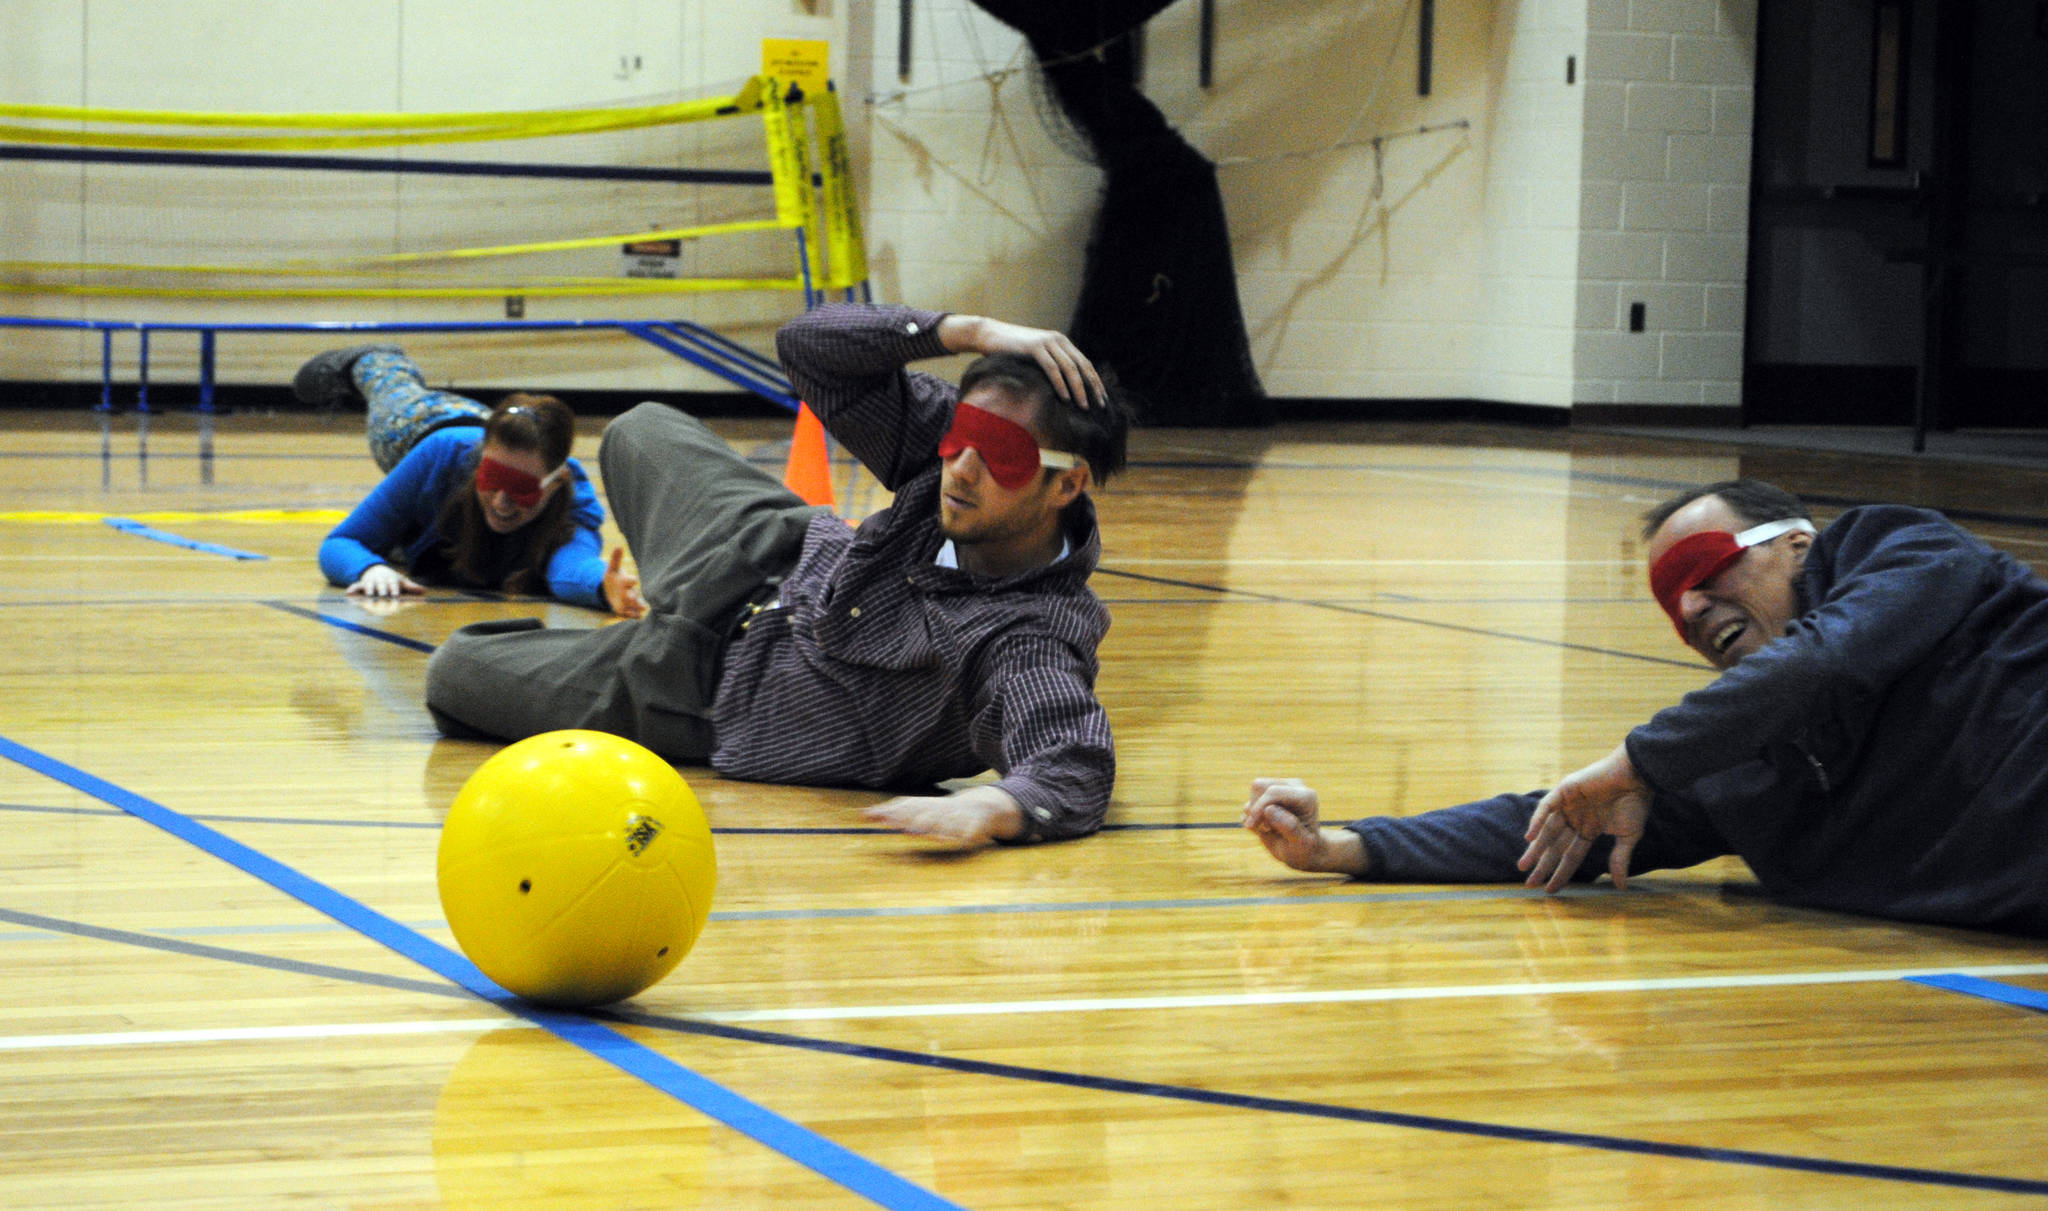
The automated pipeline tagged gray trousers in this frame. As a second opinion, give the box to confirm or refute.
[423,402,827,761]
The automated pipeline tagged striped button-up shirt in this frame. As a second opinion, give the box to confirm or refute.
[708,303,1115,841]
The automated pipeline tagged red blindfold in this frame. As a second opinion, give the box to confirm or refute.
[1649,518,1815,636]
[475,456,563,508]
[938,403,1078,490]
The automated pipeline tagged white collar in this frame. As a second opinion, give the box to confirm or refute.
[935,536,1072,570]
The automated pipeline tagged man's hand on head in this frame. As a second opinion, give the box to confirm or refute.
[863,784,1027,848]
[935,315,1105,409]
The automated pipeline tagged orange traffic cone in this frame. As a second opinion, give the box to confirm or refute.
[782,402,836,509]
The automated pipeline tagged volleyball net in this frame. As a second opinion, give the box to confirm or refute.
[0,74,866,303]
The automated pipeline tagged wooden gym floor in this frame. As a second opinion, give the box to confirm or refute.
[2,406,2045,1209]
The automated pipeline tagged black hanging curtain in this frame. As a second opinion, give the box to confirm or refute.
[970,0,1269,426]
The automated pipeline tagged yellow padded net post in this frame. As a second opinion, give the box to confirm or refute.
[813,83,868,294]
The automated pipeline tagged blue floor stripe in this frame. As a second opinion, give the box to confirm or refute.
[262,600,438,652]
[256,562,1702,672]
[612,1012,2048,1197]
[0,905,458,998]
[17,900,2043,1196]
[103,517,267,560]
[706,886,1616,923]
[1906,972,2048,1014]
[1,800,1239,835]
[0,731,961,1211]
[1093,567,1706,670]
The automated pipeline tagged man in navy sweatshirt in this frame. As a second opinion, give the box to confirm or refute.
[1244,479,2048,936]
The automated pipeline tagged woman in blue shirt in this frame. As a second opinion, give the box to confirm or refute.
[302,346,644,617]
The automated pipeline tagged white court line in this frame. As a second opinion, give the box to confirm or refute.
[698,961,2048,1023]
[7,961,2045,1052]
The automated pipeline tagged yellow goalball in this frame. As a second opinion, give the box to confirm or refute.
[437,730,717,1008]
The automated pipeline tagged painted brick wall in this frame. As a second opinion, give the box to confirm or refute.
[1573,0,1757,408]
[1470,0,1589,408]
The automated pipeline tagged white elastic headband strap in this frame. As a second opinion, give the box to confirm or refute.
[1734,517,1816,548]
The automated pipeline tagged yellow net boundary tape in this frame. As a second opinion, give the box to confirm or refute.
[0,279,807,300]
[0,80,765,149]
[0,75,867,301]
[0,218,794,278]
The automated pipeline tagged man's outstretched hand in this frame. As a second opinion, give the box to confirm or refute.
[1241,777,1368,876]
[1518,742,1650,892]
[602,546,647,619]
[864,785,1026,848]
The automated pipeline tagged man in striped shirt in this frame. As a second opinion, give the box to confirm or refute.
[425,302,1132,847]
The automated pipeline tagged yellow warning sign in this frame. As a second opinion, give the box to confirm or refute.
[761,38,830,100]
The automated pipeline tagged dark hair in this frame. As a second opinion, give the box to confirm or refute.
[1641,478,1811,540]
[958,353,1134,487]
[436,392,580,593]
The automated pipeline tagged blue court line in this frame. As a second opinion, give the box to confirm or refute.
[0,801,444,828]
[1117,458,2048,532]
[262,600,439,653]
[1907,973,2048,1014]
[257,562,1703,672]
[0,800,1237,836]
[1095,567,1706,670]
[0,731,961,1211]
[705,886,1621,923]
[14,901,2042,1196]
[712,821,1241,835]
[27,443,2048,532]
[102,517,267,561]
[609,1011,2048,1197]
[0,906,459,999]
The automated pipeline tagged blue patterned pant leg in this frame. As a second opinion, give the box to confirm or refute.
[356,351,492,472]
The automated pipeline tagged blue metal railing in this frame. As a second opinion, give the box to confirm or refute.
[0,315,802,414]
[0,314,808,485]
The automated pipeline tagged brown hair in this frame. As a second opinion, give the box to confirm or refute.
[957,354,1134,487]
[435,393,580,593]
[1640,479,1811,540]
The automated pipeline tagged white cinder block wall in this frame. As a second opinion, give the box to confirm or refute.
[1471,0,1588,408]
[1573,0,1757,412]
